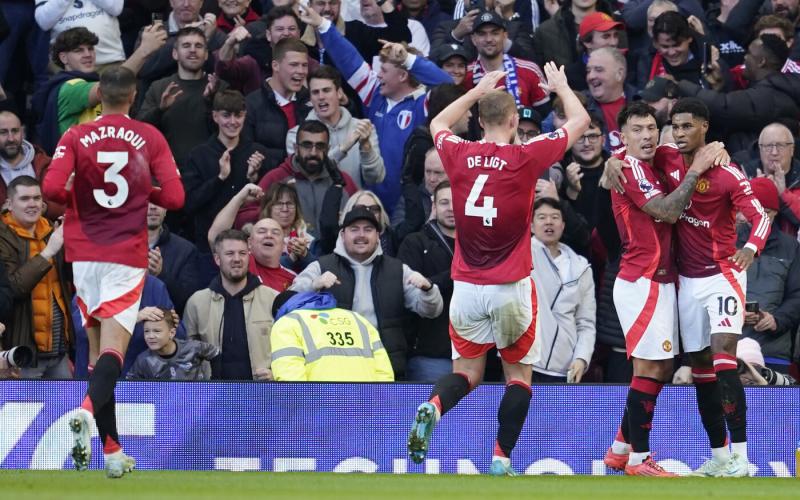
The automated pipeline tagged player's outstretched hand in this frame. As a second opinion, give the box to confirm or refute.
[406,271,433,291]
[295,2,324,28]
[689,141,724,175]
[313,271,341,290]
[600,156,627,193]
[472,70,506,97]
[540,62,569,95]
[729,247,755,271]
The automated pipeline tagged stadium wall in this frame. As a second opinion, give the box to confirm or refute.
[1,382,797,476]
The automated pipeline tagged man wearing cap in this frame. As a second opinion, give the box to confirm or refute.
[269,290,394,381]
[290,205,443,379]
[516,106,543,144]
[463,10,548,112]
[534,0,617,68]
[431,43,472,85]
[637,76,679,142]
[566,11,625,90]
[735,177,800,376]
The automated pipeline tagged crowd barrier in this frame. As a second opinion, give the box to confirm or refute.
[1,381,797,476]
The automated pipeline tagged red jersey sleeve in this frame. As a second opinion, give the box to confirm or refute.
[434,130,467,176]
[621,156,664,210]
[42,130,77,206]
[147,130,184,210]
[724,165,771,252]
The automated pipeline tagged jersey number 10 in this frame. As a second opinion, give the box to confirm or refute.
[465,174,497,227]
[94,151,129,209]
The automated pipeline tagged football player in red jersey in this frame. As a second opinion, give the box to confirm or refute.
[603,102,721,477]
[43,67,185,478]
[407,63,590,475]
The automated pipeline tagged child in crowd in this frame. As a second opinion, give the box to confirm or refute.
[126,307,219,380]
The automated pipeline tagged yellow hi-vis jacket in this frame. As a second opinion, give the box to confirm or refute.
[270,308,394,381]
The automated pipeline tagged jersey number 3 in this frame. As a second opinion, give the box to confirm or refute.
[465,174,497,227]
[94,151,129,209]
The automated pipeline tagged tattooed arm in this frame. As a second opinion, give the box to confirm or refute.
[641,142,725,224]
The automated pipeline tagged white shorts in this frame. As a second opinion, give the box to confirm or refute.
[678,269,747,353]
[73,261,146,335]
[613,277,678,360]
[449,277,538,365]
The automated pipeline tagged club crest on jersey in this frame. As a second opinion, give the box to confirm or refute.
[696,178,711,193]
[662,340,672,352]
[397,110,413,130]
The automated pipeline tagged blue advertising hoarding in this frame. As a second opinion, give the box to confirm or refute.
[1,382,797,476]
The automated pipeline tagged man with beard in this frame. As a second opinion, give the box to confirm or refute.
[182,90,270,277]
[146,202,202,315]
[464,10,549,113]
[184,229,276,381]
[137,27,226,168]
[238,119,358,236]
[398,181,457,382]
[602,101,720,476]
[562,114,607,230]
[208,184,297,294]
[0,110,61,218]
[291,205,443,379]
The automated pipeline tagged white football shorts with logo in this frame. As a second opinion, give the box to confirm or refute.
[73,261,147,335]
[613,277,678,360]
[449,277,539,365]
[678,269,747,353]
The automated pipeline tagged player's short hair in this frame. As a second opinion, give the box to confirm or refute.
[99,67,137,107]
[144,307,176,330]
[617,101,657,129]
[272,37,308,63]
[297,119,330,142]
[426,84,467,125]
[213,228,249,253]
[259,182,304,230]
[51,27,99,68]
[754,14,795,41]
[265,5,301,30]
[308,65,342,90]
[670,97,710,122]
[533,197,562,214]
[433,180,451,201]
[652,11,692,42]
[175,26,207,45]
[6,175,40,199]
[478,90,517,127]
[213,90,246,113]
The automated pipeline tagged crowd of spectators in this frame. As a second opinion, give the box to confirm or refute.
[0,0,799,384]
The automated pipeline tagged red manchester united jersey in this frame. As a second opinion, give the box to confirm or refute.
[43,114,185,268]
[434,129,569,284]
[249,255,296,294]
[653,144,770,277]
[464,57,549,108]
[612,155,676,284]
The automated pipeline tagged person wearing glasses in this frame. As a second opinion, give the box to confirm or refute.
[560,114,607,232]
[739,122,800,237]
[236,119,359,238]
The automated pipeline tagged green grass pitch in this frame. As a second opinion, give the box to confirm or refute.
[1,471,797,499]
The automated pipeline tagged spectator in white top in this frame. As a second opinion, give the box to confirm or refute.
[35,0,126,67]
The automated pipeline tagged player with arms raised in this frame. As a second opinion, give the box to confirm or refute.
[407,63,589,475]
[43,67,185,478]
[603,101,722,476]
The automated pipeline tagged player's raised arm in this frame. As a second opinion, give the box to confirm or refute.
[429,71,506,137]
[729,167,771,270]
[540,62,589,150]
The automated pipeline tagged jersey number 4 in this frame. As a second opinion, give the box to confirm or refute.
[94,151,129,209]
[465,174,497,227]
